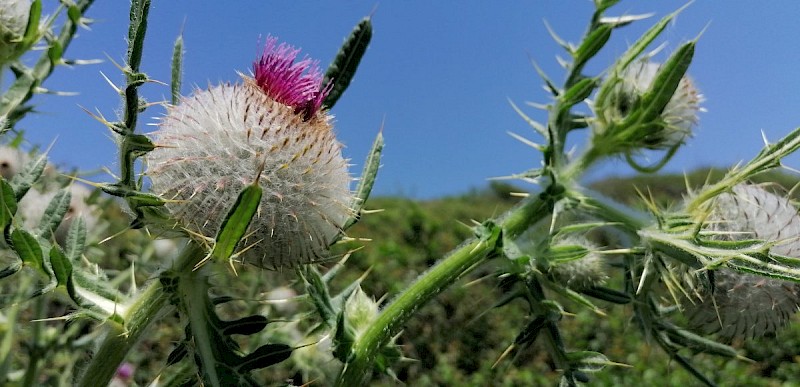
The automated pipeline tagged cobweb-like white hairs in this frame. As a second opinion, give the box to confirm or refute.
[146,80,353,269]
[685,184,800,341]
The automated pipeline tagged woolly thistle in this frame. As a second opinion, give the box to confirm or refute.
[145,36,353,269]
[684,184,800,341]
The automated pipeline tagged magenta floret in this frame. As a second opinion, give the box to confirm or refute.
[253,36,331,120]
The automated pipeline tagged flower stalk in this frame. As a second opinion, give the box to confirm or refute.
[78,241,205,386]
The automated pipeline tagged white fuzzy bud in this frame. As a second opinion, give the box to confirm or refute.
[546,236,608,290]
[685,184,800,340]
[0,145,29,180]
[0,0,31,64]
[604,61,703,149]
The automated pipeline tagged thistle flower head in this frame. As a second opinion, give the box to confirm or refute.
[684,184,800,340]
[0,0,32,65]
[146,37,353,269]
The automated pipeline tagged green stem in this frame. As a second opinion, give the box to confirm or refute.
[335,195,554,386]
[78,241,204,386]
[21,297,45,387]
[176,263,220,387]
[0,0,95,120]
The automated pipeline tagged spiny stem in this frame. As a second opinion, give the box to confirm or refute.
[336,194,554,386]
[78,241,204,386]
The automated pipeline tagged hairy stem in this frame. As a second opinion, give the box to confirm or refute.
[78,241,204,386]
[336,194,554,386]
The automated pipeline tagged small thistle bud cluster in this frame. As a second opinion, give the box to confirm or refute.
[344,286,380,334]
[545,236,608,290]
[0,0,31,65]
[145,36,353,269]
[685,184,800,340]
[600,60,703,150]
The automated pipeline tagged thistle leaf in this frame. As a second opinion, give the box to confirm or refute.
[323,17,372,109]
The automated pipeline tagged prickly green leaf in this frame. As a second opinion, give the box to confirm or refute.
[559,77,596,109]
[345,131,383,230]
[10,228,44,273]
[211,182,262,263]
[634,42,694,125]
[566,350,611,373]
[22,0,42,45]
[323,17,372,109]
[0,261,21,279]
[596,3,689,105]
[333,309,356,362]
[580,286,631,304]
[238,344,292,373]
[546,244,590,263]
[37,188,71,240]
[47,41,64,65]
[67,4,81,24]
[514,315,546,346]
[572,24,612,76]
[11,153,47,200]
[220,315,269,337]
[65,216,86,262]
[657,321,739,358]
[171,33,184,105]
[298,265,336,326]
[0,178,17,230]
[127,0,151,71]
[49,245,72,287]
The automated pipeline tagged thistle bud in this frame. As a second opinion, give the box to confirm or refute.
[544,236,608,290]
[685,184,800,340]
[145,36,353,269]
[0,0,32,65]
[0,145,29,179]
[599,60,703,150]
[344,286,379,335]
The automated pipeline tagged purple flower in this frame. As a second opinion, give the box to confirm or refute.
[253,36,332,121]
[116,362,134,380]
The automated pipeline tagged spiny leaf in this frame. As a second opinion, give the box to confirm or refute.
[323,17,372,109]
[171,32,184,105]
[345,130,383,230]
[0,179,17,231]
[65,216,86,262]
[37,188,71,241]
[211,182,262,264]
[10,228,45,274]
[11,152,47,200]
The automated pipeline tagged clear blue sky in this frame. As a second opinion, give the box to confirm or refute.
[16,1,800,199]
